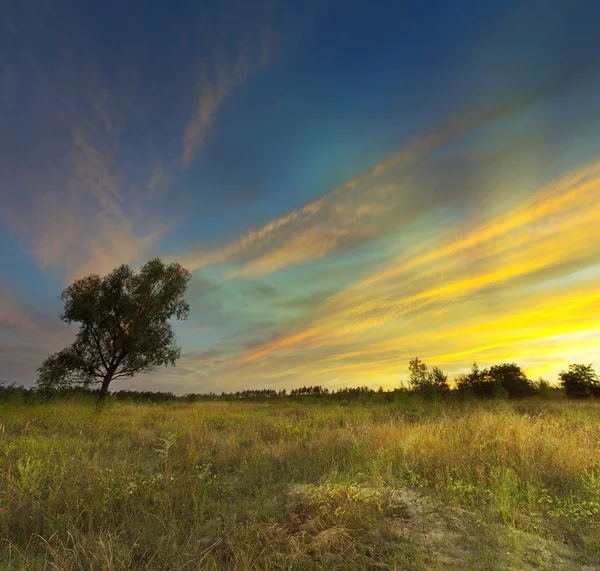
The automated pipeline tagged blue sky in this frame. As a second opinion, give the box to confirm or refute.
[1,0,600,393]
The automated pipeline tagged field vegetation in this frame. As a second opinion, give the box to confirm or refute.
[1,390,599,570]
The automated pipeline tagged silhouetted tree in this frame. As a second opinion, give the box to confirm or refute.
[331,386,374,400]
[290,385,329,396]
[488,363,536,397]
[408,357,430,391]
[407,358,450,395]
[533,377,553,398]
[559,364,600,398]
[456,362,495,397]
[36,258,191,408]
[430,366,450,395]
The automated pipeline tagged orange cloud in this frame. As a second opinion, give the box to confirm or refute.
[0,297,37,332]
[0,287,73,342]
[24,131,166,283]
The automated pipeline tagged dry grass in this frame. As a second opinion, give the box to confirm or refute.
[0,396,599,569]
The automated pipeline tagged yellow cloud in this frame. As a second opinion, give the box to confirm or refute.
[231,160,600,385]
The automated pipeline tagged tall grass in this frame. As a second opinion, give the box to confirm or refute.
[0,396,599,569]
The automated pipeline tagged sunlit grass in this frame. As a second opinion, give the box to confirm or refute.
[0,396,599,569]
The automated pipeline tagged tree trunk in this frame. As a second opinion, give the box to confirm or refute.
[96,372,113,412]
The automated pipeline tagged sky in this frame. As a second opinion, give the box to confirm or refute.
[1,0,600,394]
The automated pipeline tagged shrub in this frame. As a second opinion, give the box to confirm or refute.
[533,377,554,398]
[456,363,495,397]
[559,364,600,398]
[456,363,537,398]
[488,363,537,398]
[407,358,450,396]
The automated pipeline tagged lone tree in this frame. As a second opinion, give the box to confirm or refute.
[36,258,191,407]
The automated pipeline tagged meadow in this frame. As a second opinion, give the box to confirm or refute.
[1,395,599,570]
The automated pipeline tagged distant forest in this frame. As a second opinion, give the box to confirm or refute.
[2,360,599,404]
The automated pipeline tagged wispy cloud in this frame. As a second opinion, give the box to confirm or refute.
[0,8,166,283]
[177,67,600,278]
[181,5,276,168]
[4,125,165,283]
[177,133,448,275]
[0,294,37,333]
[0,2,282,287]
[235,161,600,373]
[182,50,256,167]
[1,0,277,284]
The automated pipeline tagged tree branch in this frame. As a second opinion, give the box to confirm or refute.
[88,326,109,373]
[91,366,105,378]
[112,349,129,375]
[112,361,150,379]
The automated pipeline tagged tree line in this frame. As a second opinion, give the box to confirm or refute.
[2,359,598,404]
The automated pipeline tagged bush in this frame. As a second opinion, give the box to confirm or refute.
[559,364,600,398]
[533,377,555,398]
[407,358,450,396]
[456,363,495,397]
[456,363,536,398]
[488,363,537,398]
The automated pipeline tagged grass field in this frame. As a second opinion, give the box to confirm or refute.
[1,396,600,570]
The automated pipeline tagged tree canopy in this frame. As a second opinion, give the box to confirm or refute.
[36,258,191,405]
[407,357,450,395]
[456,362,536,398]
[559,364,600,398]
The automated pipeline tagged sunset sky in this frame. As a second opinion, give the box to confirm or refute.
[1,0,600,393]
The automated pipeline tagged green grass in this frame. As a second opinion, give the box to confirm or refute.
[1,396,599,569]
